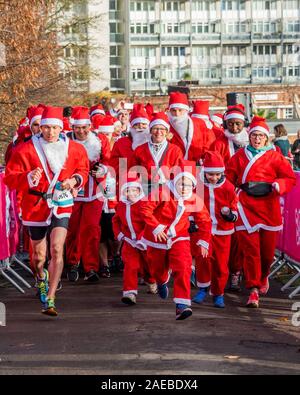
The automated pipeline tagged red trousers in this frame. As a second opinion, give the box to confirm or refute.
[229,233,242,274]
[122,242,155,295]
[66,200,103,273]
[195,234,231,296]
[236,229,278,289]
[147,240,192,306]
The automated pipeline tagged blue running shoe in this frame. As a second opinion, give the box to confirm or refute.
[213,295,225,308]
[37,269,49,304]
[157,283,169,300]
[192,287,208,304]
[176,304,192,320]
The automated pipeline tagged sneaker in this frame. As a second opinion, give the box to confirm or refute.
[99,265,111,278]
[42,297,58,317]
[147,282,158,295]
[192,287,209,304]
[84,270,100,282]
[246,289,259,308]
[37,269,49,304]
[56,280,63,292]
[121,293,136,306]
[229,271,242,292]
[213,295,225,308]
[260,278,269,296]
[157,283,169,300]
[176,304,193,321]
[67,264,79,283]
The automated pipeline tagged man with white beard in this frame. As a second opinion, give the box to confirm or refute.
[210,104,250,166]
[66,107,111,283]
[110,103,150,182]
[4,106,89,316]
[167,92,209,162]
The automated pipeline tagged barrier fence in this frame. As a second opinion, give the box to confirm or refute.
[270,171,300,299]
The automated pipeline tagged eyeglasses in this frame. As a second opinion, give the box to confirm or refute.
[250,133,267,140]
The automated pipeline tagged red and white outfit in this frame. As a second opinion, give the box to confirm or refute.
[130,112,184,184]
[195,152,238,296]
[210,113,224,139]
[168,93,215,162]
[140,168,211,306]
[65,107,111,274]
[226,117,296,289]
[112,178,155,297]
[4,107,89,226]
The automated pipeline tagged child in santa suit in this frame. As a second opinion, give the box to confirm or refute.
[140,162,211,320]
[192,151,238,308]
[112,177,157,305]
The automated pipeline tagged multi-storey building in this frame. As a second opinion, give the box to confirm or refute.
[108,0,300,95]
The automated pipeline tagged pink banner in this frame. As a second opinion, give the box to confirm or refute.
[0,171,19,260]
[282,172,300,262]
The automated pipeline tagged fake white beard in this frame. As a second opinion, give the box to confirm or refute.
[40,137,68,174]
[224,128,249,148]
[168,113,189,140]
[76,132,101,162]
[130,127,150,150]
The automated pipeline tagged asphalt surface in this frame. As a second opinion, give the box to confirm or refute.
[0,270,299,375]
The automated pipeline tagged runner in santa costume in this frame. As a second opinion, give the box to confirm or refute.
[192,151,238,308]
[112,176,157,305]
[168,93,213,162]
[65,106,111,283]
[129,112,183,188]
[109,104,150,182]
[4,106,89,316]
[210,113,224,139]
[191,100,216,150]
[210,104,250,291]
[140,162,211,320]
[226,116,296,308]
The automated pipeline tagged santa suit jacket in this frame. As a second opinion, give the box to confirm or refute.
[226,146,296,233]
[67,132,111,202]
[170,117,215,162]
[4,134,89,226]
[210,134,240,166]
[202,177,238,236]
[129,140,183,184]
[109,135,134,180]
[139,184,211,250]
[112,196,146,250]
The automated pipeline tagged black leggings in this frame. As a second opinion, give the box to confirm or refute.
[28,216,69,241]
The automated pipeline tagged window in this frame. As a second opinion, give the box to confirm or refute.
[222,0,246,10]
[253,66,277,78]
[162,46,185,57]
[253,0,277,10]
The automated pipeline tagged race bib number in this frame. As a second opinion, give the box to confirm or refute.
[52,182,74,207]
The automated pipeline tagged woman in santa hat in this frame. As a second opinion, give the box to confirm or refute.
[129,112,183,190]
[112,176,157,305]
[167,93,214,162]
[193,151,238,308]
[226,116,296,308]
[4,106,89,316]
[65,107,111,283]
[140,162,211,320]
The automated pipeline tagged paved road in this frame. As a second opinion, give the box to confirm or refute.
[0,273,299,375]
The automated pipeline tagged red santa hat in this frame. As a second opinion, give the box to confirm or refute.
[28,106,45,128]
[203,151,225,173]
[149,112,170,131]
[71,106,91,126]
[40,106,64,129]
[169,92,190,112]
[145,103,154,118]
[192,101,210,120]
[120,174,143,194]
[90,104,105,118]
[63,117,71,132]
[248,116,270,138]
[130,104,150,127]
[98,116,115,134]
[173,160,197,187]
[211,113,223,126]
[91,114,105,130]
[224,104,246,122]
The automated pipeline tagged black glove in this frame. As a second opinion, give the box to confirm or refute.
[221,208,237,223]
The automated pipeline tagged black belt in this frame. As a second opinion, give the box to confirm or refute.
[29,189,53,201]
[239,182,273,197]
